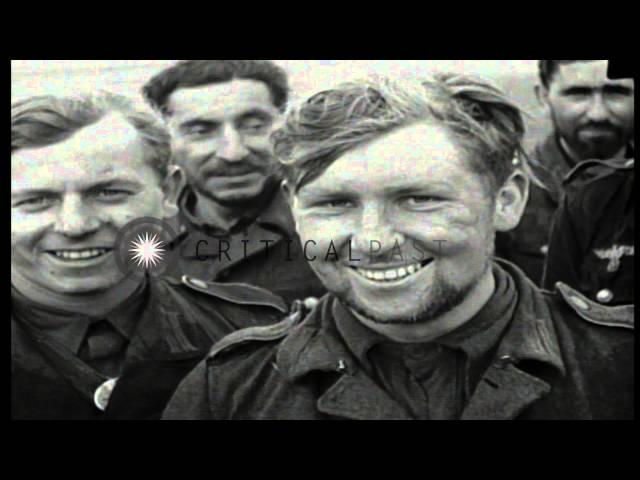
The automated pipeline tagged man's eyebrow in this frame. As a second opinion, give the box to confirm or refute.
[179,118,220,129]
[11,188,58,198]
[237,109,275,122]
[84,178,145,191]
[603,84,634,94]
[561,85,593,94]
[12,178,145,197]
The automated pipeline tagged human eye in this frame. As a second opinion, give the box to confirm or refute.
[240,116,271,133]
[400,195,442,209]
[319,199,354,208]
[94,188,133,202]
[307,198,356,214]
[183,122,217,136]
[13,195,55,212]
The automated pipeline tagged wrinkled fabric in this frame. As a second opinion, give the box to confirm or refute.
[165,186,326,307]
[11,276,285,420]
[543,166,634,305]
[163,260,633,420]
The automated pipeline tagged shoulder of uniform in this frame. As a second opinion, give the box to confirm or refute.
[555,282,634,330]
[179,274,288,313]
[206,298,313,361]
[563,158,634,187]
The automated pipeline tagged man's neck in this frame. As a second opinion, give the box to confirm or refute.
[11,270,144,318]
[193,192,244,233]
[191,183,278,233]
[559,136,627,164]
[351,267,496,344]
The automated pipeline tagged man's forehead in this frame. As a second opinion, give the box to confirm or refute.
[167,79,278,120]
[299,122,466,194]
[12,113,145,186]
[555,60,634,88]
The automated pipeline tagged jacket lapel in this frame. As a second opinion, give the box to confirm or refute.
[317,371,412,420]
[461,362,551,420]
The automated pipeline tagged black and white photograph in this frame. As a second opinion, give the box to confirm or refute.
[10,60,634,420]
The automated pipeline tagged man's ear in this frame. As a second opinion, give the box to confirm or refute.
[281,179,293,199]
[493,170,529,232]
[535,84,550,111]
[281,179,302,231]
[161,165,186,219]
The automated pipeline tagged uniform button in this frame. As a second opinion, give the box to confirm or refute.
[596,289,614,304]
[540,244,549,255]
[94,378,118,411]
[336,359,347,372]
[494,354,513,369]
[183,275,209,289]
[569,295,590,311]
[303,297,319,310]
[180,225,187,233]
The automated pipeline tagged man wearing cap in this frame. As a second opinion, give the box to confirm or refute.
[11,93,287,419]
[163,75,633,420]
[142,60,326,307]
[495,60,634,285]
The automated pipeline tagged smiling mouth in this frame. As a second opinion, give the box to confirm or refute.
[46,248,113,261]
[349,259,434,283]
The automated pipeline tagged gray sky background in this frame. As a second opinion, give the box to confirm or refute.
[11,60,538,103]
[11,60,547,148]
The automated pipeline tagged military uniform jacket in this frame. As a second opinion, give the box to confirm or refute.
[11,275,287,420]
[163,261,633,420]
[542,160,634,305]
[165,187,326,307]
[495,134,633,285]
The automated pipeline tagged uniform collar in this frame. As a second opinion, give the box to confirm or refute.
[276,261,565,420]
[177,184,294,237]
[278,261,564,381]
[530,134,577,200]
[11,278,148,355]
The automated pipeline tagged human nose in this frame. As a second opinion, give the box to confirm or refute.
[216,124,250,162]
[53,194,100,237]
[585,93,611,123]
[352,204,405,257]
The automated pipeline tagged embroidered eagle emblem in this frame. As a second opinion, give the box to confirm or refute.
[593,245,634,272]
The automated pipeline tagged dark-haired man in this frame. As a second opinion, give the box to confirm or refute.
[143,60,325,306]
[11,93,287,419]
[164,75,633,420]
[496,60,634,285]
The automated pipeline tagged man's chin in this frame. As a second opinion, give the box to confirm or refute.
[338,280,472,326]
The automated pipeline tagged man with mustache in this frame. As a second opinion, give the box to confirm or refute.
[142,60,325,306]
[163,75,633,420]
[11,93,287,419]
[495,60,634,286]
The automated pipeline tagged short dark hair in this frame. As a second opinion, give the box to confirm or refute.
[274,74,529,196]
[538,60,601,88]
[11,92,171,178]
[142,60,289,116]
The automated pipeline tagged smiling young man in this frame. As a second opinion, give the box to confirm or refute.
[11,93,287,420]
[496,60,634,285]
[163,75,633,420]
[142,60,325,306]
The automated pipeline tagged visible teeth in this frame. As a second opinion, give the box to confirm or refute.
[52,249,108,260]
[384,270,397,280]
[354,261,428,283]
